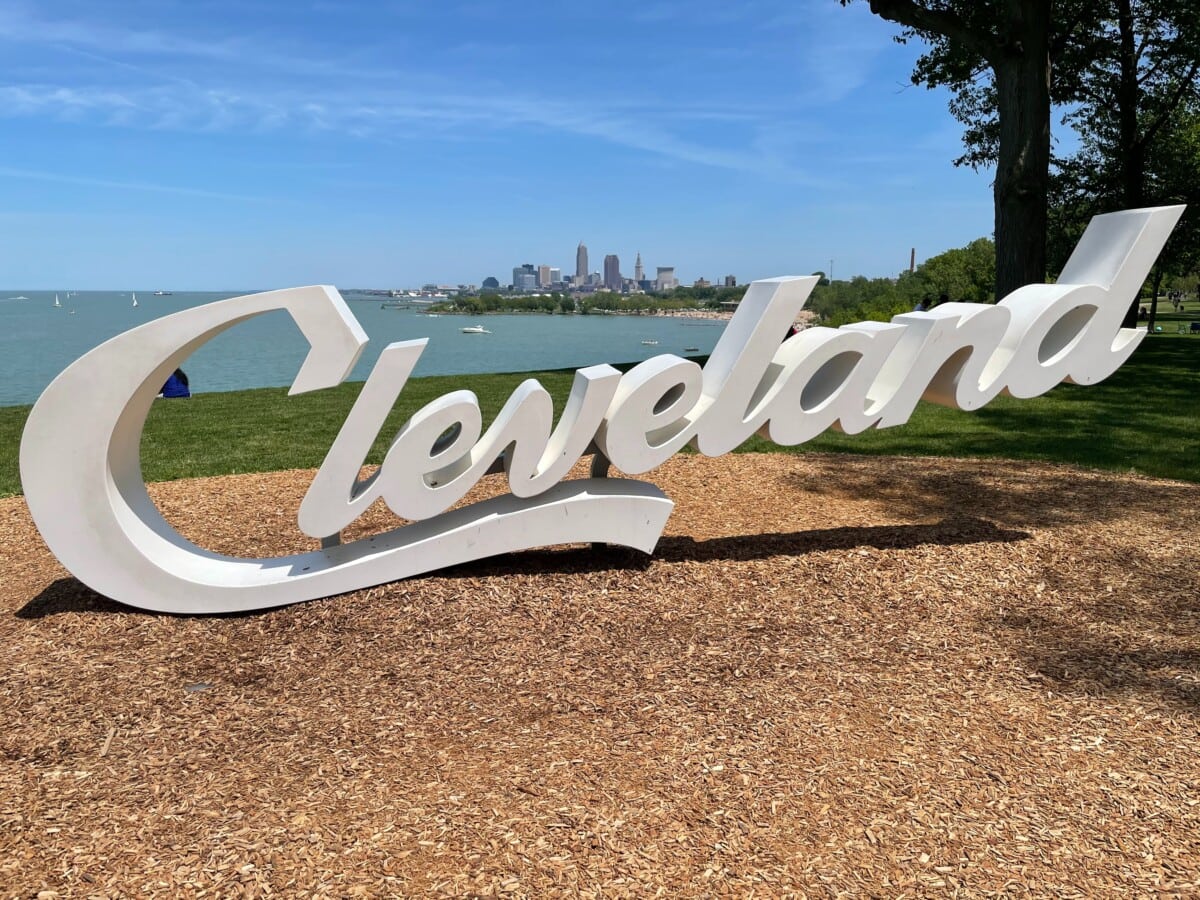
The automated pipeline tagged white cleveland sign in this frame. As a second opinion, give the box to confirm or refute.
[20,206,1184,613]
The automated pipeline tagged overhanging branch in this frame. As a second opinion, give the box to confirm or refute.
[1140,60,1200,147]
[867,0,997,65]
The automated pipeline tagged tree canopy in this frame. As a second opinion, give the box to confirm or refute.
[1050,1,1200,324]
[806,236,996,326]
[841,0,1200,302]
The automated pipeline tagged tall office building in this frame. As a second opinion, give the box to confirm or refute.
[603,254,621,291]
[538,265,552,287]
[549,267,562,284]
[512,263,537,292]
[634,252,644,282]
[576,242,588,280]
[656,266,677,293]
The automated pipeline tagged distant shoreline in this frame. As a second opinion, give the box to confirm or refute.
[415,307,817,325]
[417,307,732,320]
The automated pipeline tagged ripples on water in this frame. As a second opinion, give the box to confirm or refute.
[0,290,728,407]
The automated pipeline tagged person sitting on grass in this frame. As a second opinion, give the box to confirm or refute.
[161,368,190,399]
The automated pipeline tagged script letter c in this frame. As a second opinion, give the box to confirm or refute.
[20,287,672,614]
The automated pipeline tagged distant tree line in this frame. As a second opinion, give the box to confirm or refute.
[580,289,742,314]
[653,285,747,306]
[806,237,997,326]
[431,288,746,315]
[431,293,571,314]
[808,233,1194,329]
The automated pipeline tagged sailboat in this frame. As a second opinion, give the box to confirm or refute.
[53,293,62,308]
[132,291,139,308]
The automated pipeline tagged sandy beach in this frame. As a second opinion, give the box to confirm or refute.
[652,307,818,326]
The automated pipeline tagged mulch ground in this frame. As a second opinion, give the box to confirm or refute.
[2,452,1199,897]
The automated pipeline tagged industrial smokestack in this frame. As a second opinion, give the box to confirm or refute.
[909,248,916,273]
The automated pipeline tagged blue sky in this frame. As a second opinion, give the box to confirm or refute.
[0,0,998,289]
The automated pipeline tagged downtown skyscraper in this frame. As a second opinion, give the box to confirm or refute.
[576,242,588,281]
[603,254,621,291]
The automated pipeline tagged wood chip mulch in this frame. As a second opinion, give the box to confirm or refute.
[2,452,1199,897]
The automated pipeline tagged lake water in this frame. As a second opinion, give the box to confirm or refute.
[0,290,728,407]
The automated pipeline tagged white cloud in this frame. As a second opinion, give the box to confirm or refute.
[0,164,265,200]
[0,2,870,184]
[0,4,247,62]
[0,78,834,182]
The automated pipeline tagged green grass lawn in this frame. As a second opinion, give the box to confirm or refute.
[2,336,1197,498]
[1149,302,1200,334]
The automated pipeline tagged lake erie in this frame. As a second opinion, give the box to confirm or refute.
[0,290,728,408]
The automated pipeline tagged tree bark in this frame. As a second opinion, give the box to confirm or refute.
[862,0,1053,300]
[992,0,1052,299]
[1116,0,1144,206]
[1116,0,1147,328]
[1147,267,1163,333]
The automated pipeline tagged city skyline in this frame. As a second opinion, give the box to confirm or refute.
[495,243,676,292]
[0,1,997,290]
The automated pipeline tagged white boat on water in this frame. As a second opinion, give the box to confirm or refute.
[5,295,30,300]
[53,294,62,308]
[640,339,658,345]
[132,292,139,308]
[153,290,173,296]
[460,324,491,334]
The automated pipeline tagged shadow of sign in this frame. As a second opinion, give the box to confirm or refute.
[16,516,1028,619]
[980,537,1200,711]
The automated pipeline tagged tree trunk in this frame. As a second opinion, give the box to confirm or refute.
[993,0,1052,300]
[860,0,1054,300]
[1117,0,1147,328]
[1147,267,1163,333]
[1116,0,1144,206]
